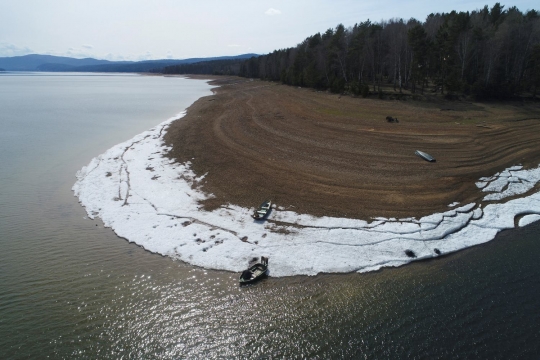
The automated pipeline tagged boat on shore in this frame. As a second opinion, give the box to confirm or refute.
[239,257,269,285]
[415,150,436,162]
[252,200,272,220]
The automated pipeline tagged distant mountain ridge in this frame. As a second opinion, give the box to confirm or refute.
[0,54,119,71]
[0,54,258,72]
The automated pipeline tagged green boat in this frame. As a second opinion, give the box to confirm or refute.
[415,150,436,162]
[252,200,272,220]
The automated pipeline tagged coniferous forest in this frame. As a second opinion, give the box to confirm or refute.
[162,3,540,99]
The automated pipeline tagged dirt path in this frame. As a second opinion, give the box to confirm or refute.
[164,76,540,220]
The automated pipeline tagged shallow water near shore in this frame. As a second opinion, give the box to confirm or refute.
[1,73,539,358]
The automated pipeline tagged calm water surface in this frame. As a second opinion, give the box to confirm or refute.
[1,73,539,359]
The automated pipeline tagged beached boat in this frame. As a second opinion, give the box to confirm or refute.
[252,199,272,220]
[239,258,268,284]
[415,150,436,162]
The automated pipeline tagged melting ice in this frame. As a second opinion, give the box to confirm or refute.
[74,113,540,276]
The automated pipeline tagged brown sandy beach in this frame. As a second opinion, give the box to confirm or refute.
[164,76,540,220]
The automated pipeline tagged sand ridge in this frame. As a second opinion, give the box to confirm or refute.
[165,76,540,220]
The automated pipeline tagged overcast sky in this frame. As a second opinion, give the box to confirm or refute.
[1,0,538,61]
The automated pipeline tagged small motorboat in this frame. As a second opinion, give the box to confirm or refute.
[240,256,268,285]
[239,263,268,284]
[239,257,268,285]
[252,200,272,220]
[415,150,436,162]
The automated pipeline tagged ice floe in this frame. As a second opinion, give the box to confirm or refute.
[480,165,540,201]
[73,112,540,277]
[518,214,540,227]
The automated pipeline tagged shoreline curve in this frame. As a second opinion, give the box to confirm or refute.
[73,83,540,276]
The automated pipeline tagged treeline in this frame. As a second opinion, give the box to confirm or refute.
[159,59,243,75]
[236,3,539,99]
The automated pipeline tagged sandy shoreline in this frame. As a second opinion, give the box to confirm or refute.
[165,76,540,220]
[73,76,540,276]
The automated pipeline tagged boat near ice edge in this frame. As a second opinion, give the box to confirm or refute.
[239,257,268,285]
[415,150,436,162]
[251,199,272,220]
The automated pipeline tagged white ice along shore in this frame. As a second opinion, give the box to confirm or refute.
[73,113,540,277]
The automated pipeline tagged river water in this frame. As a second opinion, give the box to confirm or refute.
[0,73,539,359]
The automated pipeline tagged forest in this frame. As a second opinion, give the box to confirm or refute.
[162,3,540,99]
[160,59,242,76]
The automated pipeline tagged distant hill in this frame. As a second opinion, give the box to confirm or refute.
[0,54,119,71]
[0,53,258,72]
[0,67,5,72]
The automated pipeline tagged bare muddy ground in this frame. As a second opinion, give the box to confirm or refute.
[164,76,540,220]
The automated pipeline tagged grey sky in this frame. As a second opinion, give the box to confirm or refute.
[1,0,538,60]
